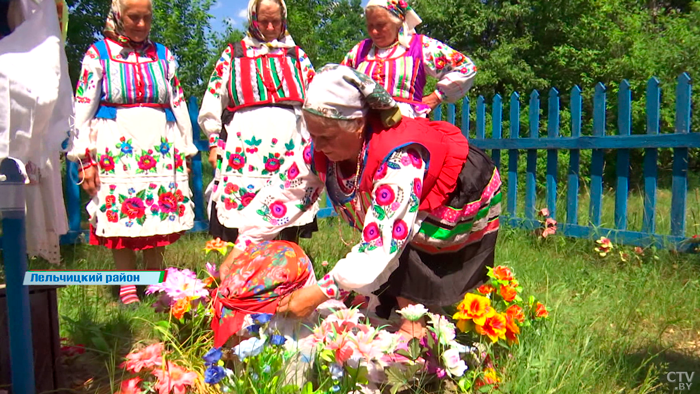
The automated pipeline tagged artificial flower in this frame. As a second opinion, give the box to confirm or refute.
[535,302,549,318]
[499,285,517,302]
[492,266,514,282]
[427,313,456,345]
[504,314,520,345]
[506,304,525,324]
[152,362,197,394]
[442,348,468,377]
[233,337,265,360]
[120,343,164,373]
[397,304,429,322]
[146,268,208,303]
[453,293,492,330]
[595,237,613,257]
[202,347,222,366]
[474,310,507,343]
[115,377,142,394]
[204,365,226,385]
[477,284,495,294]
[204,238,234,255]
[171,297,190,320]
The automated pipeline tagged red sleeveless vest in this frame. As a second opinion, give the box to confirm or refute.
[226,41,306,112]
[314,117,469,211]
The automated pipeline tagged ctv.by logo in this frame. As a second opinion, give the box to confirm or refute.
[667,371,695,391]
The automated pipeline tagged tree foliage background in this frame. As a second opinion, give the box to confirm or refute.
[63,0,699,179]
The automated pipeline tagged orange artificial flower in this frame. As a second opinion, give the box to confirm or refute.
[535,302,549,318]
[204,238,234,255]
[493,266,514,282]
[504,313,520,345]
[506,304,525,324]
[477,284,495,294]
[476,367,501,388]
[203,276,216,287]
[453,293,492,330]
[171,298,190,320]
[474,309,507,343]
[499,285,517,302]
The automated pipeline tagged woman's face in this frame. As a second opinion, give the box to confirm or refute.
[365,7,401,48]
[122,0,152,43]
[304,114,364,163]
[256,1,283,42]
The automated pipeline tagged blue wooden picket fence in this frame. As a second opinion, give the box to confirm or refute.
[49,73,698,253]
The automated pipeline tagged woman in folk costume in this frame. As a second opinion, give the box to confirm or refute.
[341,0,477,119]
[198,0,319,245]
[223,65,501,339]
[67,0,197,305]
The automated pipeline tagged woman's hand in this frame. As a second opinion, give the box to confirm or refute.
[79,166,100,197]
[208,148,218,169]
[422,92,442,111]
[277,285,329,318]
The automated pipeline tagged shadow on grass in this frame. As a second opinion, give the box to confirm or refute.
[614,345,700,393]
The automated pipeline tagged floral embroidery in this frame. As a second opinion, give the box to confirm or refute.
[359,221,383,253]
[303,144,312,165]
[99,149,116,174]
[390,219,410,253]
[226,147,246,173]
[99,184,191,227]
[116,137,134,157]
[206,46,232,98]
[262,152,284,175]
[256,196,291,226]
[318,274,340,300]
[155,137,172,158]
[136,150,158,173]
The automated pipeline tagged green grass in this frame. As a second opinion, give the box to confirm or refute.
[2,217,699,393]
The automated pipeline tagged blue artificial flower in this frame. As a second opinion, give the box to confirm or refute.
[251,313,272,325]
[329,363,344,380]
[233,337,265,360]
[270,334,286,346]
[331,385,341,392]
[262,365,271,374]
[204,365,226,385]
[203,347,222,366]
[246,324,261,334]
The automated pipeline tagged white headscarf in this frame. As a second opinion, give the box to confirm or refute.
[242,0,296,54]
[303,64,402,127]
[365,0,422,48]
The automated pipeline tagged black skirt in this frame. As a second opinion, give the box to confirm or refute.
[373,146,501,319]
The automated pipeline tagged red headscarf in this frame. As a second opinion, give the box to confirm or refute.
[211,240,312,348]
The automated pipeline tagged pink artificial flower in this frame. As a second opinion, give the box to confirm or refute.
[115,377,142,394]
[205,262,218,278]
[349,328,384,362]
[152,362,198,394]
[538,208,550,217]
[325,309,363,333]
[120,343,164,373]
[146,268,208,303]
[326,334,355,364]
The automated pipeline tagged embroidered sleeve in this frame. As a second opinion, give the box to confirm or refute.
[167,48,197,158]
[340,42,362,68]
[321,145,427,298]
[234,140,324,250]
[422,36,477,103]
[296,47,316,87]
[198,46,232,148]
[66,45,103,163]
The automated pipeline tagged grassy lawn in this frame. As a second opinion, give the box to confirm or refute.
[2,216,698,393]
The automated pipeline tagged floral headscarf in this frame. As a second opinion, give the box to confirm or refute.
[243,0,296,52]
[103,0,152,48]
[366,0,422,48]
[303,64,402,127]
[211,241,312,348]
